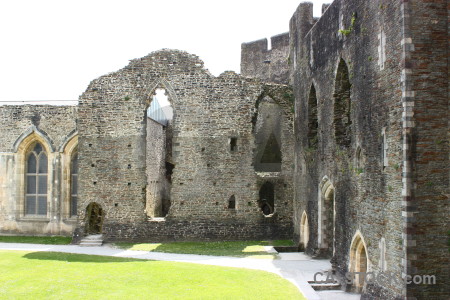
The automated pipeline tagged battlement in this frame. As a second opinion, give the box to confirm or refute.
[240,32,290,84]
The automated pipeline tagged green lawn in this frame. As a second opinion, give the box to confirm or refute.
[114,240,294,258]
[0,235,71,245]
[0,250,305,300]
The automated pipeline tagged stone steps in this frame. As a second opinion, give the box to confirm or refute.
[308,281,342,291]
[79,234,103,247]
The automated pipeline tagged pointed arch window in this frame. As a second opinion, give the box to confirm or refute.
[334,58,352,148]
[307,84,318,148]
[70,153,78,217]
[25,143,48,216]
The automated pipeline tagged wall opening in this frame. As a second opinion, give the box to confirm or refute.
[349,232,369,292]
[300,211,309,248]
[318,177,335,256]
[254,97,282,172]
[307,84,318,149]
[146,87,173,218]
[259,182,274,215]
[355,146,362,170]
[228,195,236,209]
[381,128,388,169]
[229,137,238,152]
[379,237,387,272]
[333,58,352,148]
[25,142,48,216]
[85,202,103,234]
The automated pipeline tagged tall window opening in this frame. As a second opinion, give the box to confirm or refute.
[25,143,48,216]
[254,97,282,172]
[333,59,352,148]
[146,87,174,218]
[70,153,78,217]
[307,84,318,149]
[259,182,274,215]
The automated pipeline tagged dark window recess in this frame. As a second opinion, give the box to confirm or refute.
[260,134,282,163]
[308,85,319,149]
[228,195,236,209]
[230,137,237,151]
[165,162,174,183]
[333,58,352,148]
[259,182,274,216]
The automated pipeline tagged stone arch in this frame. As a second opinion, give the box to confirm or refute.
[300,211,309,248]
[14,126,54,154]
[15,130,54,218]
[85,202,103,234]
[349,231,370,291]
[307,84,318,149]
[144,79,179,108]
[318,176,335,255]
[333,58,352,148]
[58,130,78,152]
[62,134,78,218]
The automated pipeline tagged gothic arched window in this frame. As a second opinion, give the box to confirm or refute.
[70,153,78,216]
[25,143,48,215]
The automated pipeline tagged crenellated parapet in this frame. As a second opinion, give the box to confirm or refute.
[240,32,290,85]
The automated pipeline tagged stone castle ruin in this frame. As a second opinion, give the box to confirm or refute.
[0,1,448,299]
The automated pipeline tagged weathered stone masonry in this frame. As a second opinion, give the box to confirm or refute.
[0,105,77,235]
[0,1,447,299]
[290,1,448,299]
[73,50,295,242]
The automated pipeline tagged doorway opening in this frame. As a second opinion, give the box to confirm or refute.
[85,202,103,234]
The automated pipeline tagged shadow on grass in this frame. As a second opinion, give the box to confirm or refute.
[23,251,147,263]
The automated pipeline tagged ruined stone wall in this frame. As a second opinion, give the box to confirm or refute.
[241,33,290,85]
[291,1,404,298]
[405,0,449,298]
[74,49,294,242]
[0,105,77,235]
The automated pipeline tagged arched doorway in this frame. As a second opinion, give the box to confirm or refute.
[349,232,369,292]
[85,202,103,234]
[318,176,335,256]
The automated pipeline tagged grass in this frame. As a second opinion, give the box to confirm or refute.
[113,240,294,258]
[0,250,305,299]
[0,235,71,245]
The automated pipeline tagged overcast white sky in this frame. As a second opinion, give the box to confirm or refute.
[0,0,328,103]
